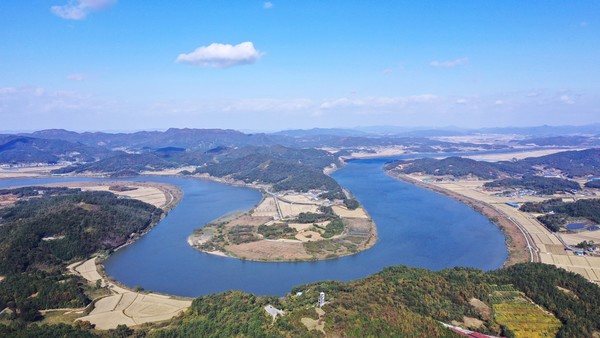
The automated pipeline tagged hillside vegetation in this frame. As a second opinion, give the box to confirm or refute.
[0,187,162,323]
[147,263,600,338]
[484,175,581,195]
[386,148,600,179]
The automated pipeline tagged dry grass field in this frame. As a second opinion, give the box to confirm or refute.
[251,196,279,218]
[278,200,319,218]
[226,240,312,261]
[0,165,65,179]
[332,205,369,218]
[71,257,191,330]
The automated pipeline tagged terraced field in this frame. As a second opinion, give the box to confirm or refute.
[489,285,561,338]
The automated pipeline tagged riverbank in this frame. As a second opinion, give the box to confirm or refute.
[386,172,532,267]
[0,179,190,330]
[385,170,600,284]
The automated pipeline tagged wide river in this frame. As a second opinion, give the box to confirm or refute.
[0,157,507,296]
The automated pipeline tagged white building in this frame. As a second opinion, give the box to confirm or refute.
[318,292,325,308]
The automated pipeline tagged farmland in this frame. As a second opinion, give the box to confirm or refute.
[489,284,561,338]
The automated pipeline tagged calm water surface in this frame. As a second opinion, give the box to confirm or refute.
[0,158,507,296]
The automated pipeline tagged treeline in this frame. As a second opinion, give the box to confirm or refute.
[295,206,336,224]
[386,148,600,179]
[585,180,600,188]
[520,198,600,232]
[0,188,162,323]
[484,175,581,194]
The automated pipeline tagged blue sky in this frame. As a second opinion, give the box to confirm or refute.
[1,1,599,132]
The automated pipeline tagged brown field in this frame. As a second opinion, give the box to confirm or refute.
[0,165,66,179]
[278,200,319,218]
[139,166,197,176]
[332,205,369,218]
[463,148,586,162]
[71,257,191,330]
[226,240,312,261]
[225,214,272,228]
[251,196,279,218]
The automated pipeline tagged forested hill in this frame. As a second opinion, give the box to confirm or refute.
[54,145,346,195]
[0,135,116,164]
[141,263,599,337]
[0,187,162,322]
[386,148,600,179]
[194,145,343,193]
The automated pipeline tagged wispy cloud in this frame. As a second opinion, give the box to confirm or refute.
[176,42,263,68]
[319,95,438,110]
[263,2,273,9]
[560,94,574,104]
[430,57,469,68]
[51,0,116,20]
[66,73,87,81]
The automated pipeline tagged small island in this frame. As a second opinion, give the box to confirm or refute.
[188,190,377,261]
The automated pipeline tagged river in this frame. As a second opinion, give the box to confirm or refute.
[0,157,507,296]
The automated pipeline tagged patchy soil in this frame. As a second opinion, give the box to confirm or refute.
[469,298,491,321]
[189,193,378,262]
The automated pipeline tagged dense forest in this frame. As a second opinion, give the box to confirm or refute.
[146,263,600,337]
[483,175,581,195]
[520,198,600,232]
[386,148,600,179]
[194,146,344,195]
[0,187,162,323]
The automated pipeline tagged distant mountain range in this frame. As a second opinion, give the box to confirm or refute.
[1,125,599,169]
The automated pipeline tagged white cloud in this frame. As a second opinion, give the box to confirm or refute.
[319,95,437,110]
[494,100,504,105]
[430,57,469,68]
[263,2,273,9]
[560,94,574,104]
[51,0,116,20]
[455,98,467,104]
[67,73,86,81]
[176,42,263,68]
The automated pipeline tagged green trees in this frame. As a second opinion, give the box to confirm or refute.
[0,187,162,323]
[484,175,581,195]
